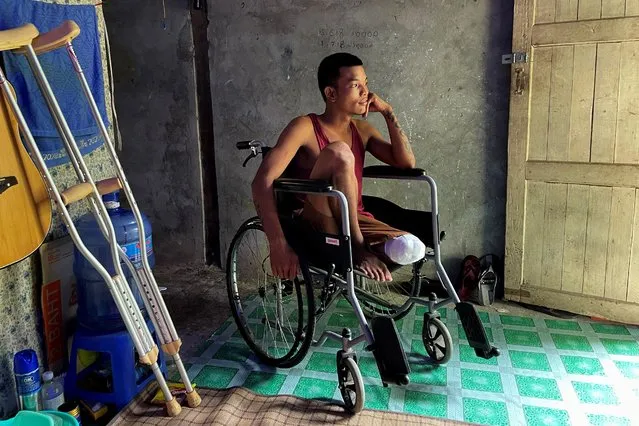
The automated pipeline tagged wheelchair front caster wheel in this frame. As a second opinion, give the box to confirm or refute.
[337,356,365,414]
[422,317,452,364]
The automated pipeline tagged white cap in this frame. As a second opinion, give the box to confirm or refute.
[43,371,53,381]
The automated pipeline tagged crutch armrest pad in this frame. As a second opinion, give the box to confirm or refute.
[18,20,80,55]
[0,24,39,52]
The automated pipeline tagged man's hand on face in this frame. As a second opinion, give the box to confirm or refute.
[363,92,392,118]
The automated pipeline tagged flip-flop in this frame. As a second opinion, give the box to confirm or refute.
[459,255,481,300]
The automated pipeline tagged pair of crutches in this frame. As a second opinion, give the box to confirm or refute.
[0,21,199,416]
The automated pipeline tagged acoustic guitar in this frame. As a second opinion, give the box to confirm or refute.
[0,83,52,269]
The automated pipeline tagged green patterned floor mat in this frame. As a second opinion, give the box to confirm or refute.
[175,300,639,426]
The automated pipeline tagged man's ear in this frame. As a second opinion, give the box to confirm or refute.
[324,86,337,103]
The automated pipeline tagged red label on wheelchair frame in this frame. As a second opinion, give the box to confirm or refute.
[325,237,340,246]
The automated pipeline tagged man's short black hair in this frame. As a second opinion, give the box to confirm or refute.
[317,52,363,101]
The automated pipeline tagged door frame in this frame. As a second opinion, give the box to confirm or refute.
[504,0,533,302]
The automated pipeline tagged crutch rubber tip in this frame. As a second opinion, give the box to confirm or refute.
[165,397,182,417]
[186,389,202,408]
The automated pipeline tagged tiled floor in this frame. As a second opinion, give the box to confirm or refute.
[174,297,639,426]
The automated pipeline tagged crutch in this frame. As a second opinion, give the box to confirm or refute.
[0,24,187,416]
[27,20,201,410]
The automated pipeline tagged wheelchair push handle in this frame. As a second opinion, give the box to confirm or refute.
[236,139,269,167]
[236,140,262,150]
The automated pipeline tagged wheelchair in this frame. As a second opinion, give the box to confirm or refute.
[226,140,499,413]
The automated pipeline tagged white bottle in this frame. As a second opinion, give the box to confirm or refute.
[40,371,65,411]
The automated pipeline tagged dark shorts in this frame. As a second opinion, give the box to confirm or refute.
[299,200,407,247]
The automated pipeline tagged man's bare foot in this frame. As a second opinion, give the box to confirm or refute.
[354,246,392,282]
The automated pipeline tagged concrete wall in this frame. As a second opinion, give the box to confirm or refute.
[103,0,205,265]
[210,0,513,277]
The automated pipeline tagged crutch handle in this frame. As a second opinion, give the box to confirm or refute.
[0,24,38,52]
[15,20,80,55]
[96,177,123,195]
[60,182,93,205]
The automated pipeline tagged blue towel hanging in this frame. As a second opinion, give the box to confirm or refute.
[0,0,110,167]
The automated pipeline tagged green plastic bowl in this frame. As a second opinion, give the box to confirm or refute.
[0,410,79,426]
[0,411,53,426]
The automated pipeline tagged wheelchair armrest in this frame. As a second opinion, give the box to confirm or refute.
[274,178,333,194]
[363,165,426,179]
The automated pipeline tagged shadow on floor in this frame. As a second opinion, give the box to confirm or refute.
[154,262,231,358]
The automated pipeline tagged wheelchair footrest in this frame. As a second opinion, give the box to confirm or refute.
[370,316,410,386]
[455,302,500,359]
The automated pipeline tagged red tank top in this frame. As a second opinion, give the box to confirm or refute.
[305,113,371,218]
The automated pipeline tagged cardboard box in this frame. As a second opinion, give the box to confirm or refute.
[40,235,77,375]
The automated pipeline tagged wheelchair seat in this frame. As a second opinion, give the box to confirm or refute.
[277,192,435,278]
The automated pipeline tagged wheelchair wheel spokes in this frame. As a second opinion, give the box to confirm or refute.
[258,280,298,356]
[357,264,420,321]
[226,218,315,368]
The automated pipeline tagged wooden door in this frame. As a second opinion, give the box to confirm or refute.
[505,0,639,325]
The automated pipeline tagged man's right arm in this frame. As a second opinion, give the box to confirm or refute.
[251,116,308,279]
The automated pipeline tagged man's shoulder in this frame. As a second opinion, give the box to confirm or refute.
[287,114,313,129]
[276,115,315,149]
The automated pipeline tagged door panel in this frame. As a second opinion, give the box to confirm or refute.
[616,41,639,163]
[528,48,552,161]
[604,187,635,301]
[602,0,625,18]
[541,0,639,22]
[578,0,601,20]
[540,183,568,290]
[548,47,573,161]
[629,195,639,301]
[592,43,621,163]
[505,0,639,324]
[561,184,589,293]
[582,186,612,298]
[536,0,556,24]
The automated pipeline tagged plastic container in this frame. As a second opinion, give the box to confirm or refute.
[57,401,82,426]
[40,371,65,411]
[13,349,41,411]
[41,411,80,426]
[0,410,52,426]
[73,190,154,332]
[0,410,79,426]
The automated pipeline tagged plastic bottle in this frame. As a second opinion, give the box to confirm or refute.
[13,349,42,411]
[74,190,154,332]
[40,370,65,410]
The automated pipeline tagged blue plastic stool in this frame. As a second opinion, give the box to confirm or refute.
[64,319,167,410]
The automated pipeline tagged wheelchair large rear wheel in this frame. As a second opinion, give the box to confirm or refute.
[226,217,316,368]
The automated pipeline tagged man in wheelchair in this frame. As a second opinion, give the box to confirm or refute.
[251,52,426,283]
[231,52,499,413]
